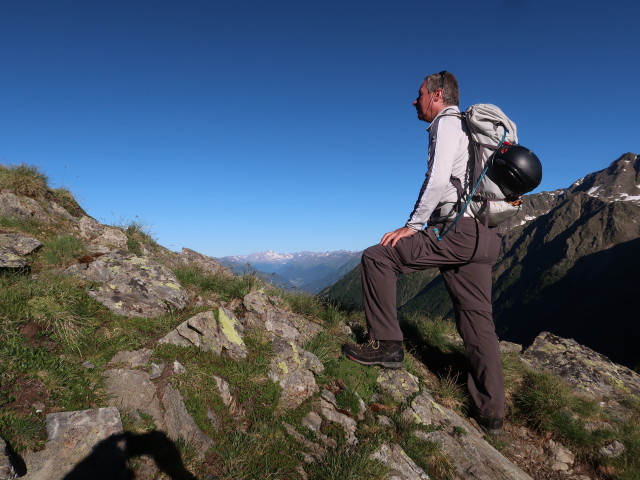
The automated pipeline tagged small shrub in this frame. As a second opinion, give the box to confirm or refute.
[0,164,48,198]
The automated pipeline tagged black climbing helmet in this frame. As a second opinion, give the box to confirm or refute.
[491,144,542,195]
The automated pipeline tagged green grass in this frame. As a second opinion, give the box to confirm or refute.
[402,314,461,352]
[0,271,103,344]
[174,265,259,302]
[513,370,611,453]
[120,220,156,256]
[0,163,48,198]
[401,433,455,480]
[40,234,87,266]
[306,442,389,480]
[431,370,468,412]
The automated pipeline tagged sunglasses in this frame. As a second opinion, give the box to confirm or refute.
[438,70,447,91]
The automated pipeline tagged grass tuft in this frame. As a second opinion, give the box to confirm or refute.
[0,164,48,198]
[174,265,258,302]
[306,442,389,480]
[40,235,87,266]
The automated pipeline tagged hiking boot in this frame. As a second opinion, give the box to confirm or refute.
[470,409,503,436]
[342,340,404,369]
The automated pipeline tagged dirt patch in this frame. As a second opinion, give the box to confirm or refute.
[4,376,49,415]
[19,321,58,352]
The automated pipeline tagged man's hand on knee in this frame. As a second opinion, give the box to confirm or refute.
[380,226,416,247]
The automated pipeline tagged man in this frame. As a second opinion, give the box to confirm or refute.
[342,71,505,434]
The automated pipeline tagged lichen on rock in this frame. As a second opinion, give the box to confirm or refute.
[66,250,188,317]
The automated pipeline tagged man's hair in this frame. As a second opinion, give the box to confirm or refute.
[424,71,459,106]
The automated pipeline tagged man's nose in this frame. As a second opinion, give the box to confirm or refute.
[412,99,417,106]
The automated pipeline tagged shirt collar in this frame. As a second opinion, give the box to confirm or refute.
[427,105,460,131]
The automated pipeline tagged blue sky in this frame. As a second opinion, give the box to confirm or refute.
[1,0,638,257]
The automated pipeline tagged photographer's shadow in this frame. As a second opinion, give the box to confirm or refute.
[62,430,198,480]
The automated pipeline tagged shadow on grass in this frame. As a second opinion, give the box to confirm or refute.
[61,430,198,480]
[401,318,469,389]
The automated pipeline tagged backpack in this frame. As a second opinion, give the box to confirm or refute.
[434,104,540,240]
[463,103,520,227]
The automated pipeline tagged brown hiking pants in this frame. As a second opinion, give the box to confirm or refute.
[361,217,505,418]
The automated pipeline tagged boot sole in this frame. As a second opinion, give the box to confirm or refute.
[345,354,403,369]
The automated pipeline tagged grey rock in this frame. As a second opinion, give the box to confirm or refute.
[377,415,394,427]
[599,440,626,458]
[377,369,420,403]
[499,340,523,354]
[282,422,326,462]
[173,360,186,374]
[102,368,165,430]
[77,216,128,253]
[243,290,323,346]
[0,233,42,256]
[0,436,15,480]
[0,248,27,269]
[149,362,165,379]
[371,443,430,480]
[316,390,358,445]
[404,391,533,480]
[161,384,214,459]
[108,348,152,368]
[66,251,188,317]
[82,361,95,369]
[268,338,322,410]
[522,331,640,422]
[301,411,323,432]
[158,308,247,360]
[0,192,49,222]
[22,407,123,480]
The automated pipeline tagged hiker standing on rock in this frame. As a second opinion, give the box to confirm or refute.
[343,71,505,435]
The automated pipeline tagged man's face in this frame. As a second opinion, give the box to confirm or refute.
[413,82,437,123]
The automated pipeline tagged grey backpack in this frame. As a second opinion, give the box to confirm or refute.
[463,104,521,227]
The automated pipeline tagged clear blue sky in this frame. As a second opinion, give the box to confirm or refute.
[1,0,638,257]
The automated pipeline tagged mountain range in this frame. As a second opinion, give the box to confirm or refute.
[217,249,362,293]
[322,152,640,370]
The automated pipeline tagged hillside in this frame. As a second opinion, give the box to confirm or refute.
[1,163,639,480]
[322,153,640,370]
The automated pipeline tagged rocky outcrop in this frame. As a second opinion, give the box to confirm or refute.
[102,350,213,459]
[158,308,247,360]
[371,443,430,480]
[66,251,188,317]
[161,384,214,457]
[522,331,640,421]
[0,233,42,269]
[0,192,75,223]
[76,216,128,253]
[179,247,233,277]
[21,407,123,480]
[243,290,323,344]
[403,390,533,480]
[268,337,324,409]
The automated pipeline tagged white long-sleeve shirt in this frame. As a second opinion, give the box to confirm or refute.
[405,106,471,231]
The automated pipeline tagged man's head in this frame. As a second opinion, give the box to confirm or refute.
[413,71,460,123]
